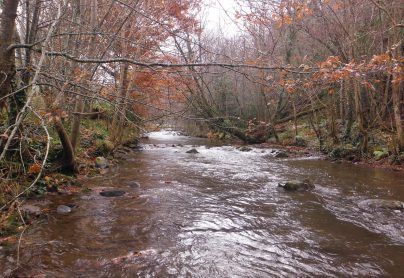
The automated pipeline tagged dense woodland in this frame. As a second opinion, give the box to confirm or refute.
[0,0,403,216]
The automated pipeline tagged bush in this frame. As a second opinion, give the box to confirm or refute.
[373,148,389,160]
[295,135,307,147]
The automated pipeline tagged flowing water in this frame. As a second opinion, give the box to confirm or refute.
[2,130,404,277]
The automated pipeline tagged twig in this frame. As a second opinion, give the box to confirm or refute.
[14,202,27,271]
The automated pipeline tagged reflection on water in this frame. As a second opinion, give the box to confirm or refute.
[1,130,404,277]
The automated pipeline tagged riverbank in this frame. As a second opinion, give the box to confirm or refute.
[0,119,140,246]
[194,122,404,172]
[254,142,404,172]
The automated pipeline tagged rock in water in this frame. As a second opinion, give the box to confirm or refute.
[360,199,403,210]
[275,151,289,158]
[21,204,41,215]
[99,190,126,197]
[186,148,199,154]
[278,179,315,191]
[238,146,252,152]
[57,205,72,214]
[129,182,141,188]
[95,157,109,169]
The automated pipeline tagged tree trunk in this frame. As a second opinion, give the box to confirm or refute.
[111,63,129,143]
[339,80,345,126]
[354,80,368,153]
[392,75,403,152]
[344,80,354,140]
[53,116,76,173]
[0,0,19,107]
[71,0,100,150]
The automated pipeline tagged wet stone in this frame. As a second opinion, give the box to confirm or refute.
[99,190,126,197]
[238,146,252,152]
[278,179,315,191]
[95,157,109,169]
[360,199,403,211]
[128,182,141,188]
[275,151,289,158]
[21,204,41,215]
[57,205,72,214]
[186,148,199,154]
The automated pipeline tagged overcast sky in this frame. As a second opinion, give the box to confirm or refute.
[202,0,241,36]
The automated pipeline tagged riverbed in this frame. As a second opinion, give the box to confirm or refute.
[2,130,404,277]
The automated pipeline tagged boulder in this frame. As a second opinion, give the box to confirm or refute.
[238,146,252,152]
[95,157,109,169]
[278,179,315,191]
[57,205,72,214]
[275,151,289,158]
[186,148,199,154]
[360,199,403,210]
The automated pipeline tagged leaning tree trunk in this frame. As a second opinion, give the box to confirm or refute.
[53,116,76,173]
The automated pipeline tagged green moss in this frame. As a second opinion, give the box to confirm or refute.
[373,149,389,160]
[94,139,114,156]
[330,144,358,158]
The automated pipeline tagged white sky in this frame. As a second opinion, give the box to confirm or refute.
[202,0,241,36]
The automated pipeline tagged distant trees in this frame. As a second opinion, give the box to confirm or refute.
[175,0,402,152]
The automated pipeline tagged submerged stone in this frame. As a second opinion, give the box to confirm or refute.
[360,199,403,210]
[57,205,72,214]
[21,204,41,215]
[128,182,141,188]
[99,190,126,197]
[278,179,315,191]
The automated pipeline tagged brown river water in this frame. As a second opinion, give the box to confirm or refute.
[1,130,404,277]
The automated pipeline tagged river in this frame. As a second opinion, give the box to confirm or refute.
[1,130,404,277]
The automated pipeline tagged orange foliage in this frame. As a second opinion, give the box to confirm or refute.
[28,163,42,175]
